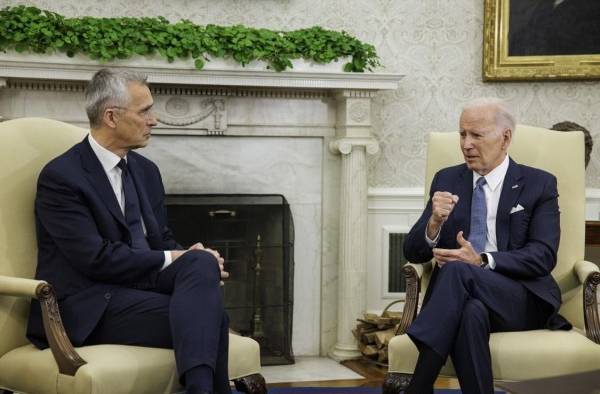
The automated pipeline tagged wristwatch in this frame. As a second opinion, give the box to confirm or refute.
[479,253,489,268]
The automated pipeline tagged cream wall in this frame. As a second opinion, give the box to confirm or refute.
[3,0,599,187]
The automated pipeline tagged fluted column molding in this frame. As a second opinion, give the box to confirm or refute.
[329,89,380,361]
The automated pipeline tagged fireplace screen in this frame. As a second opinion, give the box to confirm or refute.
[165,194,294,365]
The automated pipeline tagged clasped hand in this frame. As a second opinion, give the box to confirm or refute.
[172,242,229,285]
[433,231,482,267]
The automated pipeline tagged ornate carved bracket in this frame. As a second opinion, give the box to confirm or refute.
[36,283,87,376]
[584,271,600,344]
[333,90,377,141]
[396,265,420,335]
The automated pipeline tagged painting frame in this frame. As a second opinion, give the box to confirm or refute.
[483,0,600,81]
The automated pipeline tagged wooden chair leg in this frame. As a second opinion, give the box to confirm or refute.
[233,373,266,394]
[382,372,412,394]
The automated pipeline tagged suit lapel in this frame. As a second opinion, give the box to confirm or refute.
[127,155,162,248]
[79,138,128,229]
[453,165,474,240]
[496,158,524,251]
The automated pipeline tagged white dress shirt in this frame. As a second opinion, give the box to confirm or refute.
[87,134,172,269]
[426,154,510,269]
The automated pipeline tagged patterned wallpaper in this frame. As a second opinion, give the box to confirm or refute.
[4,0,600,187]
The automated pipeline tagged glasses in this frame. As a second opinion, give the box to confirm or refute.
[108,106,155,120]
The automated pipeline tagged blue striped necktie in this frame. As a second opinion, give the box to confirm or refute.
[469,176,487,253]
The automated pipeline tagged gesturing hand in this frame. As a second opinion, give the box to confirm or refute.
[432,231,482,267]
[427,191,459,239]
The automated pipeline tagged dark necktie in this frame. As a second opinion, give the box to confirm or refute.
[469,176,487,253]
[117,159,150,250]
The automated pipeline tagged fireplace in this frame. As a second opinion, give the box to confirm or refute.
[0,54,401,359]
[165,194,294,365]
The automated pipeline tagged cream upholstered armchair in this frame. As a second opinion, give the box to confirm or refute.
[383,125,600,392]
[0,118,266,394]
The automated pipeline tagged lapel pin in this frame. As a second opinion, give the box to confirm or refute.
[512,184,519,189]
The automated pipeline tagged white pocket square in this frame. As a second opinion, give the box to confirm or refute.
[510,204,525,214]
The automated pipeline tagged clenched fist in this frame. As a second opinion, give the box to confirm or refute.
[427,191,459,239]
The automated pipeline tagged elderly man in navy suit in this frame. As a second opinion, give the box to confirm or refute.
[27,69,230,394]
[402,98,571,394]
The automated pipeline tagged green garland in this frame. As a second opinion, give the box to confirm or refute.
[0,6,381,72]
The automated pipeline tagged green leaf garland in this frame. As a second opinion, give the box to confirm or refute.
[0,6,381,72]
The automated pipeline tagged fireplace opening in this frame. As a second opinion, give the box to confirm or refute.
[165,194,295,365]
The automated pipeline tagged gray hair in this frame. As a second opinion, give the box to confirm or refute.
[462,97,516,134]
[85,68,148,128]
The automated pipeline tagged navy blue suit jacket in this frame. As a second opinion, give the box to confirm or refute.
[404,158,570,330]
[27,137,182,348]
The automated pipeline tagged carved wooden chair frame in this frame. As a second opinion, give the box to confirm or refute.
[0,279,266,394]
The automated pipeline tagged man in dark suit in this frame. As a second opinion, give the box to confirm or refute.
[27,69,231,394]
[402,98,570,394]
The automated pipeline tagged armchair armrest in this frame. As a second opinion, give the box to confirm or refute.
[0,276,46,297]
[574,261,600,344]
[396,262,432,335]
[574,260,600,284]
[0,275,87,376]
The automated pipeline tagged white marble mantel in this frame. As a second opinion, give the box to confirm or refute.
[0,53,403,359]
[0,52,400,90]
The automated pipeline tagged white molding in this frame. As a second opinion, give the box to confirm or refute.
[5,79,334,99]
[368,187,424,213]
[369,187,425,196]
[0,52,403,91]
[585,188,600,198]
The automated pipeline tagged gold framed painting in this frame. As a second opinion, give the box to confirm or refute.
[483,0,600,81]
